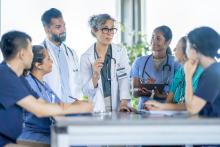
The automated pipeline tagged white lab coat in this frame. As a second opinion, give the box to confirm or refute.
[43,38,82,103]
[80,43,131,112]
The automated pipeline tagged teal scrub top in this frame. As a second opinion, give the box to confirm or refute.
[170,65,203,103]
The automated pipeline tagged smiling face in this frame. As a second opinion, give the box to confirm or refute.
[45,17,66,44]
[93,19,116,46]
[151,31,170,59]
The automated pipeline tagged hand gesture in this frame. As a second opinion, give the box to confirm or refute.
[74,100,93,113]
[139,87,152,96]
[146,78,156,84]
[92,57,104,79]
[144,100,165,110]
[184,59,198,79]
[119,100,135,112]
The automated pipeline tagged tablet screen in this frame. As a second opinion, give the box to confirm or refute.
[140,84,165,93]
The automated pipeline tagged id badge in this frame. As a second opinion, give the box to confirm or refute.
[116,67,127,80]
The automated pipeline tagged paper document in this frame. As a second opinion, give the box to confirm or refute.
[139,110,189,117]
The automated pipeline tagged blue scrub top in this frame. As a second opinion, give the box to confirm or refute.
[21,74,61,134]
[0,62,32,146]
[130,54,181,109]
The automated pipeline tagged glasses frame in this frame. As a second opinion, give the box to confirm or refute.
[100,27,118,34]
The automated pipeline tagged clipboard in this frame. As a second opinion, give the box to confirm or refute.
[140,83,165,93]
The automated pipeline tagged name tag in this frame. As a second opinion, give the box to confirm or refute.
[116,67,127,80]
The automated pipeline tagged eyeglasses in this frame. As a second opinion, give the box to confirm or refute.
[100,27,118,34]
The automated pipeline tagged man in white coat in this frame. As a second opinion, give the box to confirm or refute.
[41,8,81,103]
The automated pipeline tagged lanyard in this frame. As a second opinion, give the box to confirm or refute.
[141,54,171,85]
[30,74,55,103]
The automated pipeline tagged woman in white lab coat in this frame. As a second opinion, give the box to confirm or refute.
[80,14,132,112]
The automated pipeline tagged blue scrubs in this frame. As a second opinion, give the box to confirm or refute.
[130,54,181,110]
[0,62,33,146]
[18,74,61,144]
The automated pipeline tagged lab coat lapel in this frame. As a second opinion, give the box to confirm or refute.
[111,44,120,111]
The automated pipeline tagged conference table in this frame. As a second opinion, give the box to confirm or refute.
[51,111,220,147]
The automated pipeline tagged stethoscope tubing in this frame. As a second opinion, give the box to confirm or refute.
[141,54,171,84]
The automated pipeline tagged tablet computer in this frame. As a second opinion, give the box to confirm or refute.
[140,83,165,93]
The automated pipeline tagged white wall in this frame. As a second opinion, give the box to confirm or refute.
[1,0,117,57]
[145,0,220,51]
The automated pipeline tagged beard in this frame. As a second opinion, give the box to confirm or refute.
[51,32,66,43]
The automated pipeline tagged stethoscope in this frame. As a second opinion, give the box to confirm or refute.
[93,43,116,80]
[30,74,57,103]
[94,43,116,112]
[43,40,78,72]
[141,54,171,85]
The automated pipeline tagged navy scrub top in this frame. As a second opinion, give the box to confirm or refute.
[0,62,33,146]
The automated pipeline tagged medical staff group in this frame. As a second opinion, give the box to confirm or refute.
[1,7,220,147]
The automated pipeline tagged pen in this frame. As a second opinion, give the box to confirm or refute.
[69,96,79,101]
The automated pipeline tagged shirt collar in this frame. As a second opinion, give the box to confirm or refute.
[45,38,65,54]
[45,38,64,49]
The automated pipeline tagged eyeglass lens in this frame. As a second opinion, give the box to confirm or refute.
[101,28,117,34]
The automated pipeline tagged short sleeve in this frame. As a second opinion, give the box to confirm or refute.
[195,68,220,103]
[169,68,182,93]
[169,68,185,103]
[130,57,141,78]
[20,76,39,99]
[0,70,31,108]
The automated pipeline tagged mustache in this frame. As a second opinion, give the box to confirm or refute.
[51,32,66,43]
[59,32,66,37]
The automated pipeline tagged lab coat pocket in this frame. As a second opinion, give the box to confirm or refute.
[116,67,127,80]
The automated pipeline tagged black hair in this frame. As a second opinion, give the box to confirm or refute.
[30,45,45,72]
[0,30,32,61]
[154,25,172,55]
[41,8,63,27]
[88,14,115,37]
[154,25,172,42]
[187,26,220,58]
